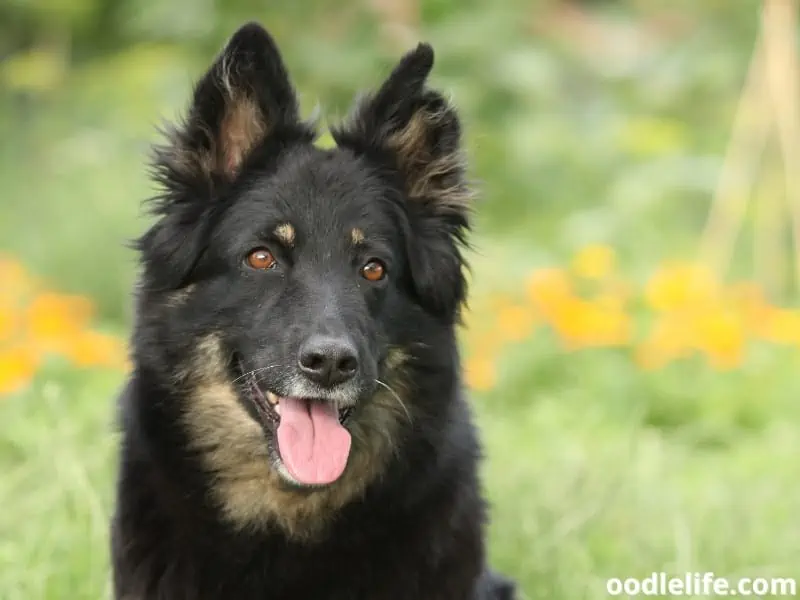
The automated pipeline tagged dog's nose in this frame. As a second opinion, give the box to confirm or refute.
[298,336,359,387]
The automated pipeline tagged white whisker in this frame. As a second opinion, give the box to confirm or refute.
[374,379,412,423]
[232,365,281,384]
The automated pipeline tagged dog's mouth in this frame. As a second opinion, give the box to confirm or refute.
[242,371,355,427]
[234,357,353,487]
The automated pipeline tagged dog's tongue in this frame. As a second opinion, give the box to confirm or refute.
[276,397,351,485]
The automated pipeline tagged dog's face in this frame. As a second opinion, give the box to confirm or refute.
[181,150,417,487]
[135,23,471,534]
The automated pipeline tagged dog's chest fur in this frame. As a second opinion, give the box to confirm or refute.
[112,385,486,600]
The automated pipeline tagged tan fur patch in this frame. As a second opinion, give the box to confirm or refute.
[218,96,266,176]
[181,335,410,540]
[165,284,196,308]
[385,109,473,212]
[274,223,296,247]
[163,92,267,184]
[350,227,365,245]
[386,346,408,371]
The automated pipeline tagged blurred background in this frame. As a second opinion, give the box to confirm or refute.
[2,0,799,598]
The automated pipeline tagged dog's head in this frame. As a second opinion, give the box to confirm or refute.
[134,23,472,535]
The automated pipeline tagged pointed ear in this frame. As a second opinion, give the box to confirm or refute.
[333,44,473,319]
[155,22,310,191]
[140,23,311,291]
[331,43,472,217]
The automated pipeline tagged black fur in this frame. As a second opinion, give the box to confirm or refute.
[112,22,516,600]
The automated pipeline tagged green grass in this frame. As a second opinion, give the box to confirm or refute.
[0,367,119,600]
[2,337,799,598]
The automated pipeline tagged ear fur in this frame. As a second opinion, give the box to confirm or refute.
[333,44,473,318]
[157,22,309,186]
[332,44,472,216]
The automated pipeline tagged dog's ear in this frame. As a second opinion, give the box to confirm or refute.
[333,44,472,319]
[157,22,307,187]
[140,23,310,290]
[332,44,470,216]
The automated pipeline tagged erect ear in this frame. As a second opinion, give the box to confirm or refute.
[332,43,471,216]
[139,23,311,291]
[156,22,310,189]
[333,44,472,319]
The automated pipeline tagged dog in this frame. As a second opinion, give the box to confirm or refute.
[111,22,516,600]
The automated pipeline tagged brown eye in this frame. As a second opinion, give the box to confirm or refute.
[361,259,386,282]
[246,248,277,270]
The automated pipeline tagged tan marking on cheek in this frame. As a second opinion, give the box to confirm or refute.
[165,284,196,308]
[386,347,409,372]
[351,227,365,246]
[180,335,409,540]
[274,223,296,247]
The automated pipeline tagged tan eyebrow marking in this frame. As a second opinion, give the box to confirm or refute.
[274,223,295,247]
[351,227,365,246]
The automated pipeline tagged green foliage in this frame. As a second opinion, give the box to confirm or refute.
[1,0,762,291]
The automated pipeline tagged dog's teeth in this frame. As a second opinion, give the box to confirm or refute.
[266,391,279,406]
[274,403,281,416]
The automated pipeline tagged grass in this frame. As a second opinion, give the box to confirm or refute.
[2,3,799,597]
[2,336,799,598]
[0,367,119,600]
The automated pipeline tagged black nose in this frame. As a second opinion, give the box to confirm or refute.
[298,336,359,387]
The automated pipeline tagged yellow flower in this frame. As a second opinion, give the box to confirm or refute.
[62,330,128,368]
[0,308,16,343]
[496,303,536,342]
[635,342,680,371]
[464,356,496,392]
[761,308,800,346]
[594,278,631,312]
[638,305,746,371]
[693,309,745,370]
[0,257,35,304]
[635,315,693,370]
[526,268,573,318]
[645,262,719,312]
[589,306,631,347]
[464,331,505,358]
[461,295,507,354]
[571,244,616,280]
[550,297,631,349]
[526,267,631,350]
[0,346,39,395]
[729,281,772,336]
[26,293,94,352]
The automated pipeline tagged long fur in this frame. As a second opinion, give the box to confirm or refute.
[111,22,516,600]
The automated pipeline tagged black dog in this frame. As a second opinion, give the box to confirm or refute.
[111,22,516,600]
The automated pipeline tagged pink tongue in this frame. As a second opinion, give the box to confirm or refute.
[276,398,352,485]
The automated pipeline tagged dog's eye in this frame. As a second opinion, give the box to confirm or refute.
[361,259,386,282]
[246,248,277,270]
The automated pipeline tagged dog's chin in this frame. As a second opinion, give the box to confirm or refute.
[231,357,357,489]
